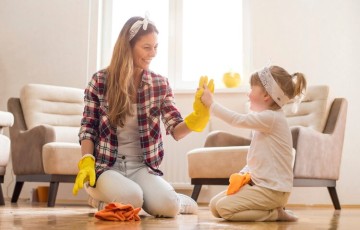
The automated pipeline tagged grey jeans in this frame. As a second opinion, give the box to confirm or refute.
[85,155,180,217]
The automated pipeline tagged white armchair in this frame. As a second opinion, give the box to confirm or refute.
[187,85,347,210]
[0,111,14,205]
[7,84,83,207]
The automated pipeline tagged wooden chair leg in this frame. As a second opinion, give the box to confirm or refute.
[11,181,24,203]
[191,184,202,201]
[328,187,341,210]
[48,182,59,207]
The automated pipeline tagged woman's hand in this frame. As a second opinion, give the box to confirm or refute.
[184,76,214,132]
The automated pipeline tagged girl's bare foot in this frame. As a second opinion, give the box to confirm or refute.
[277,207,298,222]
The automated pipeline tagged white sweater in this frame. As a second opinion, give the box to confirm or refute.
[211,102,294,192]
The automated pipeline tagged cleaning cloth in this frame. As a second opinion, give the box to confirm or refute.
[95,202,141,221]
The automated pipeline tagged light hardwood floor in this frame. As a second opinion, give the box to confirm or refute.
[0,200,359,229]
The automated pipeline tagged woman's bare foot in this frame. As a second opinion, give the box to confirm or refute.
[277,207,298,222]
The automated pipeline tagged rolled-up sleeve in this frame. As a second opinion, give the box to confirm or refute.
[79,75,100,143]
[160,78,183,136]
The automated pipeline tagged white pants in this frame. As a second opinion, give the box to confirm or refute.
[85,156,180,217]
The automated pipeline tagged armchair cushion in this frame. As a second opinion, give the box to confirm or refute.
[292,126,338,179]
[187,146,249,179]
[20,84,83,143]
[282,85,329,132]
[42,142,81,175]
[292,98,347,180]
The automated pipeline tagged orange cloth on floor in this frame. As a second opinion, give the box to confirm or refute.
[226,173,251,195]
[94,202,141,221]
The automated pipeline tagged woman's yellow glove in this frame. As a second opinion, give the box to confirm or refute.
[226,173,251,195]
[184,76,215,132]
[72,155,96,195]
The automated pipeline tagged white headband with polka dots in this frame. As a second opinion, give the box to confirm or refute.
[258,66,290,107]
[129,15,154,41]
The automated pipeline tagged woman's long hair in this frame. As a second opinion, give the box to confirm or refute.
[106,16,158,127]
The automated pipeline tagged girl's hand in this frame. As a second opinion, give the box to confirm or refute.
[201,85,214,108]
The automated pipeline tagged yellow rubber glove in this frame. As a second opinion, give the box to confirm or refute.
[226,173,251,195]
[184,76,215,132]
[72,155,96,195]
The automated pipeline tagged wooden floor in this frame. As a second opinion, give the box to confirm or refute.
[0,200,359,229]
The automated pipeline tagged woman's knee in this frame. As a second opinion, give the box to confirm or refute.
[89,170,144,208]
[134,168,180,217]
[144,191,179,217]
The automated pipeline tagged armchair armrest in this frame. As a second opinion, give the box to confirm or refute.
[204,130,251,147]
[11,124,56,175]
[187,146,249,179]
[292,126,342,180]
[0,111,14,129]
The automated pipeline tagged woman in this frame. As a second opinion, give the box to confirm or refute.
[72,15,214,217]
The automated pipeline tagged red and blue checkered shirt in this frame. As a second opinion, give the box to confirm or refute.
[79,69,183,177]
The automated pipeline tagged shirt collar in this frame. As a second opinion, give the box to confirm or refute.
[141,70,153,86]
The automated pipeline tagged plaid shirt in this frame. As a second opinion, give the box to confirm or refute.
[79,69,183,177]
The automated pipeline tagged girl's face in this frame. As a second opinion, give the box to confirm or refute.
[248,85,270,112]
[132,32,158,71]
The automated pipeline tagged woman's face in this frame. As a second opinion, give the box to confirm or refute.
[248,85,269,112]
[132,32,158,71]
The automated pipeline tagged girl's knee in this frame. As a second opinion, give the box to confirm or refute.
[215,201,234,220]
[209,198,221,218]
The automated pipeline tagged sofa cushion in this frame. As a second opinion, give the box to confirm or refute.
[188,146,249,178]
[283,85,329,132]
[42,142,82,175]
[20,84,84,143]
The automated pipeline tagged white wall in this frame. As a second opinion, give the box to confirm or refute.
[0,0,98,202]
[0,0,359,206]
[245,0,360,206]
[198,0,360,206]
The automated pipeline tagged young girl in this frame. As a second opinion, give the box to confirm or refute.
[200,65,306,221]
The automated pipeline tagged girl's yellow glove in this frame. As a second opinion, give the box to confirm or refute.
[72,155,96,195]
[184,76,215,132]
[226,173,251,195]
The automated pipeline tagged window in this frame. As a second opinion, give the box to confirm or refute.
[99,0,243,90]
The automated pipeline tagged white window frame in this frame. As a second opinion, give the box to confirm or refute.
[96,0,251,91]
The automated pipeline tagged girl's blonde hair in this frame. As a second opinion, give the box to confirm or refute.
[106,16,158,127]
[250,65,307,110]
